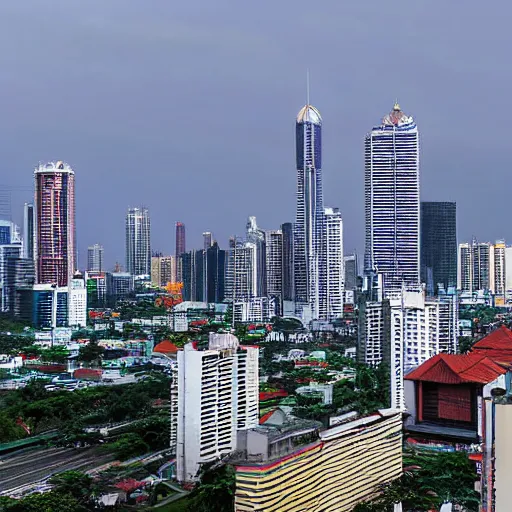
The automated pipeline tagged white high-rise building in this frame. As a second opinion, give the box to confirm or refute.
[68,273,87,328]
[364,103,420,295]
[265,230,283,299]
[233,241,257,300]
[321,208,344,321]
[458,242,472,292]
[87,244,104,272]
[175,333,258,482]
[491,240,506,298]
[125,207,151,276]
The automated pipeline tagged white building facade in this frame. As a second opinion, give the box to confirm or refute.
[175,334,259,482]
[68,274,87,328]
[321,207,344,321]
[364,104,420,296]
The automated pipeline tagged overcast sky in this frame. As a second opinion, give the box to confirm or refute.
[0,1,509,268]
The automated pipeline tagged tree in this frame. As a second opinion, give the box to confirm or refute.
[77,341,104,366]
[40,346,70,364]
[49,471,94,503]
[104,432,150,460]
[0,491,86,512]
[187,461,236,512]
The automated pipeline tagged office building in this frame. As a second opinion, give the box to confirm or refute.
[203,232,213,251]
[281,222,294,301]
[492,240,506,299]
[175,221,186,256]
[344,254,358,291]
[437,287,459,354]
[175,333,259,482]
[420,202,457,294]
[6,257,35,318]
[205,242,226,303]
[34,161,76,287]
[86,271,108,308]
[32,284,69,329]
[234,410,402,512]
[364,103,420,295]
[0,220,23,312]
[68,273,87,328]
[233,296,277,323]
[180,250,205,302]
[458,239,505,295]
[294,102,324,318]
[108,272,134,299]
[321,207,344,321]
[233,240,257,300]
[151,255,176,287]
[87,244,104,272]
[265,230,283,300]
[23,202,34,260]
[125,207,151,276]
[246,217,266,297]
[224,237,236,301]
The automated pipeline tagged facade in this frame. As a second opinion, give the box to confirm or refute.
[87,244,104,272]
[364,104,420,295]
[203,232,213,251]
[34,161,76,287]
[6,257,35,317]
[344,253,358,291]
[86,271,108,308]
[437,287,459,354]
[32,284,69,328]
[108,272,134,299]
[322,207,344,321]
[205,242,226,303]
[23,202,34,260]
[246,217,266,297]
[420,202,457,294]
[232,241,257,301]
[491,240,506,299]
[68,273,87,327]
[265,230,283,300]
[125,207,151,276]
[0,221,23,312]
[281,222,294,301]
[233,296,277,323]
[151,255,176,287]
[294,103,324,318]
[180,250,205,302]
[458,239,505,296]
[234,410,402,512]
[175,221,186,256]
[175,334,259,482]
[357,299,390,367]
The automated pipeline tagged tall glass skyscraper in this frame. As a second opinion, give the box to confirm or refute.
[125,207,151,276]
[294,104,323,317]
[34,161,76,287]
[420,202,457,294]
[364,103,420,294]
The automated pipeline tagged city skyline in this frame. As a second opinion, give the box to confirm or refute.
[1,2,509,268]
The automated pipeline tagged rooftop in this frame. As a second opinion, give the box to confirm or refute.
[296,104,322,125]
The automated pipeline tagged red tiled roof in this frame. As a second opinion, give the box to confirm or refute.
[153,340,179,354]
[405,352,507,384]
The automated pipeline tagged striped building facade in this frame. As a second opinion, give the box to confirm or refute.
[234,410,402,512]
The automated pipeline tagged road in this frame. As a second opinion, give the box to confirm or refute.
[0,446,114,496]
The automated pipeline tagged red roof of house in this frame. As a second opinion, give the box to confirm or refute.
[406,326,512,385]
[405,352,507,384]
[153,340,179,354]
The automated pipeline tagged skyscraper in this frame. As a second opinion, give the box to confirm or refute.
[87,243,104,272]
[364,103,420,295]
[492,240,506,298]
[420,202,457,294]
[23,203,34,260]
[205,242,226,303]
[203,232,213,251]
[34,161,76,287]
[0,220,23,312]
[294,103,323,317]
[344,254,359,291]
[175,222,186,256]
[322,208,344,321]
[265,230,283,300]
[281,222,294,301]
[125,207,151,276]
[246,217,266,297]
